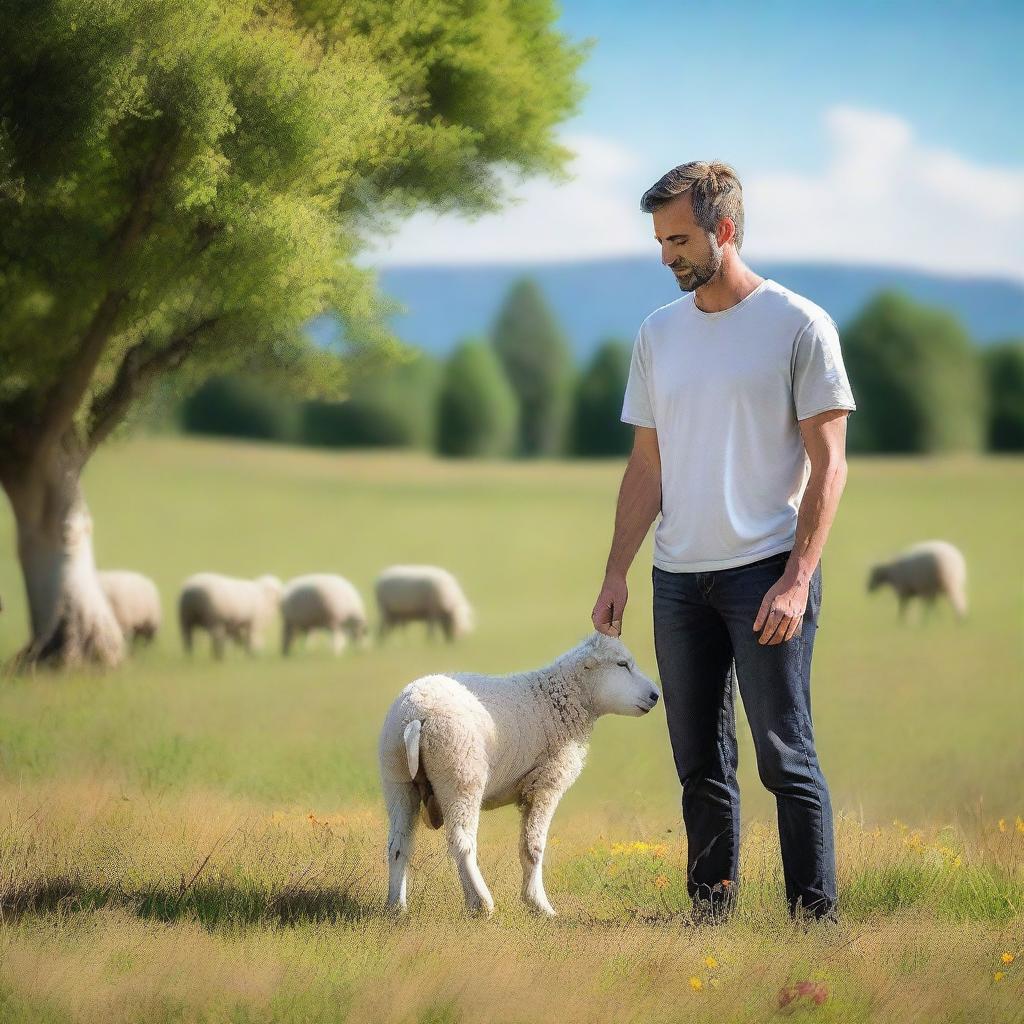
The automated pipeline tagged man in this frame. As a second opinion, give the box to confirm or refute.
[591,161,856,924]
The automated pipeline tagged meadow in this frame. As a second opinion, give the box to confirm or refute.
[0,437,1021,1023]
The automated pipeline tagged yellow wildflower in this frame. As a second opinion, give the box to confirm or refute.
[994,971,1005,982]
[953,855,963,867]
[689,977,703,992]
[1016,816,1024,834]
[998,819,1007,833]
[654,874,670,891]
[705,956,718,970]
[1001,952,1015,964]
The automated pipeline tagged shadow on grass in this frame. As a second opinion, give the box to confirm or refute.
[0,876,377,928]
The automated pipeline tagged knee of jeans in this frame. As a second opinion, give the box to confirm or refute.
[753,743,808,792]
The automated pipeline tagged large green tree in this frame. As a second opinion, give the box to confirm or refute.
[842,290,985,454]
[491,277,575,456]
[0,0,585,667]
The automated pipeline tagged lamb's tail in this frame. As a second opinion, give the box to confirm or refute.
[402,720,422,779]
[402,719,443,830]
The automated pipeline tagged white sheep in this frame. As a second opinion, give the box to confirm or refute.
[378,631,660,917]
[867,540,968,621]
[280,573,367,655]
[375,565,474,643]
[97,570,162,646]
[178,573,283,658]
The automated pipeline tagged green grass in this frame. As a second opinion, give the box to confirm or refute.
[0,437,1022,1023]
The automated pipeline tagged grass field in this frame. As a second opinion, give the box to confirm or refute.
[0,437,1022,1023]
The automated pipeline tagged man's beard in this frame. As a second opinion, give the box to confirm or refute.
[669,239,722,292]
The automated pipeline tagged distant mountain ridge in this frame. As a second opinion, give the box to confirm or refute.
[317,259,1023,360]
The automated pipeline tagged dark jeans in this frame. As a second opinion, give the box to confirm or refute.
[652,550,837,920]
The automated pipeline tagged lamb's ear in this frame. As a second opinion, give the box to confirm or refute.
[583,655,599,670]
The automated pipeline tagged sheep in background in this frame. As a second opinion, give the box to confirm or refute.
[281,574,367,655]
[98,570,161,646]
[867,540,967,621]
[178,573,283,658]
[378,631,660,917]
[375,565,474,643]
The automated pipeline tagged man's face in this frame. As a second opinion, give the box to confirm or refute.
[652,193,724,293]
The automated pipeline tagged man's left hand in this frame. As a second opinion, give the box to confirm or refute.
[753,574,809,645]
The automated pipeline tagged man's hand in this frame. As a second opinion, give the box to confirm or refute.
[753,573,809,645]
[592,574,628,636]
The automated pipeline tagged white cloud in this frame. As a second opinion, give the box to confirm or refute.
[362,108,1024,282]
[744,106,1024,280]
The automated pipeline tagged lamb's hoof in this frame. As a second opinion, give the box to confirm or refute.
[467,898,495,919]
[524,898,557,918]
[385,900,408,918]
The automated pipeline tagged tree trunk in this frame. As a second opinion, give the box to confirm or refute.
[2,444,125,670]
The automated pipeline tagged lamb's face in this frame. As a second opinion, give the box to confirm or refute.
[866,565,887,592]
[582,634,660,718]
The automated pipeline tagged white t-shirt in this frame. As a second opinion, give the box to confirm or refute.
[620,278,856,573]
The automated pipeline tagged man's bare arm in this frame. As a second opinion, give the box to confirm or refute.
[753,408,850,644]
[591,426,662,636]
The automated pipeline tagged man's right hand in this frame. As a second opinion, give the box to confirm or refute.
[592,573,628,636]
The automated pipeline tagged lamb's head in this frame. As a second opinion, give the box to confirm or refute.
[576,632,660,718]
[866,564,889,592]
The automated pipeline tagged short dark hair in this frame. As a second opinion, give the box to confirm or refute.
[640,161,744,251]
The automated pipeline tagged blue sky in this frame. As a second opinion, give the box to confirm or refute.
[365,1,1024,280]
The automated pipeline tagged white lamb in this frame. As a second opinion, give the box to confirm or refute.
[378,631,660,917]
[375,565,474,643]
[178,573,283,658]
[867,540,968,621]
[281,573,367,655]
[98,570,162,646]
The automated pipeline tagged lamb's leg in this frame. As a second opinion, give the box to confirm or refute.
[331,626,347,655]
[210,625,226,660]
[519,791,560,916]
[436,783,493,916]
[384,778,420,912]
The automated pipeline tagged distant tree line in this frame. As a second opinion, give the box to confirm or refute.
[178,280,1024,457]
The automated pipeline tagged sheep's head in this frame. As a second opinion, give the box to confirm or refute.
[578,632,660,718]
[866,565,888,592]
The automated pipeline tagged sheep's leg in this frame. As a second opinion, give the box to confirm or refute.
[897,593,909,622]
[519,791,560,916]
[383,777,420,912]
[435,783,493,916]
[182,623,194,655]
[210,625,226,660]
[282,622,294,656]
[331,626,347,655]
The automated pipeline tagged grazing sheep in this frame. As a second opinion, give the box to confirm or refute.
[376,565,474,643]
[281,573,367,655]
[178,573,283,658]
[98,570,162,646]
[867,540,968,621]
[378,631,661,917]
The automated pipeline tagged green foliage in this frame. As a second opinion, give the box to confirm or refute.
[301,353,441,449]
[842,290,985,453]
[571,339,633,457]
[981,339,1024,451]
[491,278,575,456]
[0,0,586,450]
[437,339,517,457]
[180,375,299,442]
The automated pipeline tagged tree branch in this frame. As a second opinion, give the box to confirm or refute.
[31,137,179,461]
[86,317,219,452]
